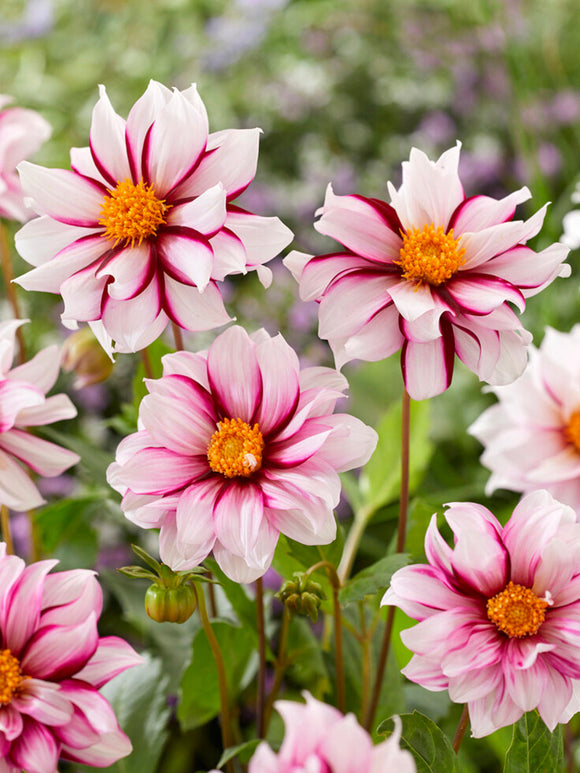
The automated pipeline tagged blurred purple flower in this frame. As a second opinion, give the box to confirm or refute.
[0,0,53,43]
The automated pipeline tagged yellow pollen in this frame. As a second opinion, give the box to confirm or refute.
[207,418,264,479]
[0,649,26,706]
[396,224,465,288]
[565,409,580,453]
[487,581,548,638]
[99,178,168,248]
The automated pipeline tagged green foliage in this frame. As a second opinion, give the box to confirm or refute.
[339,553,409,606]
[178,620,256,731]
[216,740,261,769]
[503,713,564,773]
[378,711,461,773]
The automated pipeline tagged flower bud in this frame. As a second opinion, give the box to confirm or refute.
[276,572,325,622]
[61,327,113,389]
[145,582,197,624]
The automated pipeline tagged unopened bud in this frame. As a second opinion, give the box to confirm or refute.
[145,582,197,624]
[61,327,113,389]
[276,572,325,622]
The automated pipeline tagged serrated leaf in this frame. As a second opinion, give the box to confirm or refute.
[94,654,171,773]
[217,739,261,768]
[503,712,564,773]
[377,711,460,773]
[178,619,256,731]
[339,553,410,606]
[359,398,433,513]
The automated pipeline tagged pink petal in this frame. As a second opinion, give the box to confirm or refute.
[0,380,44,431]
[40,570,102,628]
[101,275,165,352]
[175,128,260,199]
[293,252,376,302]
[21,612,99,680]
[110,446,200,496]
[213,515,278,583]
[208,228,247,280]
[89,85,131,186]
[145,87,208,197]
[253,333,300,435]
[74,636,143,688]
[267,421,333,467]
[0,429,79,477]
[212,482,264,558]
[8,344,60,394]
[17,162,105,226]
[10,719,59,773]
[315,184,402,261]
[167,182,226,235]
[17,394,78,428]
[315,413,378,472]
[401,330,455,400]
[162,274,231,332]
[537,668,573,730]
[15,215,94,268]
[207,326,262,419]
[0,449,45,509]
[224,208,293,268]
[452,319,501,383]
[158,230,213,290]
[0,704,23,741]
[13,678,73,726]
[97,243,154,301]
[60,262,109,323]
[0,320,24,376]
[261,478,336,546]
[125,80,172,178]
[481,243,570,297]
[174,479,220,560]
[161,350,209,388]
[2,559,57,656]
[449,188,531,234]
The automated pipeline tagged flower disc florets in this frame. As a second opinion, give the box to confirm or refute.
[99,178,168,247]
[383,491,580,737]
[285,143,570,400]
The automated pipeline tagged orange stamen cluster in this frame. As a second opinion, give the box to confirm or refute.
[396,223,465,287]
[207,418,264,478]
[99,178,168,247]
[565,409,580,453]
[0,649,25,706]
[487,581,548,638]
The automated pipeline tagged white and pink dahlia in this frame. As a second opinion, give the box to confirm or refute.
[14,80,292,353]
[284,143,570,400]
[469,325,580,515]
[249,692,416,773]
[0,319,79,511]
[107,325,377,583]
[0,542,142,771]
[0,95,51,223]
[383,491,580,736]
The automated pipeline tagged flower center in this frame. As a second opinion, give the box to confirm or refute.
[565,409,580,453]
[99,178,168,247]
[396,224,465,287]
[486,581,548,638]
[207,418,264,478]
[0,649,25,706]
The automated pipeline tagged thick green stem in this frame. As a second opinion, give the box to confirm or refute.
[194,584,235,773]
[255,577,267,738]
[1,505,13,554]
[364,387,411,731]
[452,705,470,754]
[305,561,345,713]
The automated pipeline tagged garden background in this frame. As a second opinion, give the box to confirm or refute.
[1,0,580,770]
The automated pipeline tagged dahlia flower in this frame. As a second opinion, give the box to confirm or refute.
[0,95,51,222]
[107,325,377,582]
[284,143,570,400]
[469,326,580,513]
[0,319,79,511]
[249,692,416,773]
[383,491,580,736]
[0,542,142,770]
[14,80,292,353]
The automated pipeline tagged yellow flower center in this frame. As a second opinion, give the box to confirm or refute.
[0,649,26,706]
[487,581,548,638]
[207,418,264,478]
[99,178,168,248]
[396,224,465,287]
[565,409,580,453]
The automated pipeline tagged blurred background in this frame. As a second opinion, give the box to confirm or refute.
[1,0,580,770]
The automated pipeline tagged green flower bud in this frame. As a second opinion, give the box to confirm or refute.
[145,582,197,624]
[276,572,326,622]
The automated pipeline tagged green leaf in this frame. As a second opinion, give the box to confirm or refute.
[503,712,564,773]
[358,398,433,514]
[377,711,460,773]
[178,619,256,731]
[96,654,171,773]
[204,558,257,633]
[217,739,261,768]
[339,553,410,606]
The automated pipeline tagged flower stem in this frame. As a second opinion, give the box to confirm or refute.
[0,221,25,364]
[171,322,184,351]
[337,502,374,584]
[359,601,371,723]
[193,584,235,773]
[1,506,14,554]
[364,387,411,731]
[141,347,154,379]
[452,705,470,753]
[263,606,290,733]
[305,561,345,713]
[255,576,267,738]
